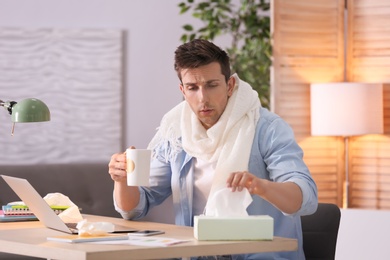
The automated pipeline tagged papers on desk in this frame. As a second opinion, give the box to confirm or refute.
[92,236,191,247]
[128,236,190,247]
[47,232,190,246]
[47,234,129,243]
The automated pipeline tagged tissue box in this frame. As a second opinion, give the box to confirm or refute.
[194,215,273,240]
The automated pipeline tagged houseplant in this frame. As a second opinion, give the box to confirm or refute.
[178,0,271,108]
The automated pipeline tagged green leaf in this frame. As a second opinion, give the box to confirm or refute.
[215,3,231,13]
[180,34,188,43]
[189,33,196,41]
[183,24,194,31]
[198,27,209,33]
[179,6,191,14]
[197,2,211,10]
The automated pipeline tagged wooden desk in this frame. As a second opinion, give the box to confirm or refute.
[0,215,297,259]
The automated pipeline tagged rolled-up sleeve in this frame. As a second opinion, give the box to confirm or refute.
[258,111,318,216]
[113,187,147,220]
[286,177,318,215]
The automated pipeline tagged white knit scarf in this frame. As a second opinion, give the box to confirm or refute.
[148,74,260,207]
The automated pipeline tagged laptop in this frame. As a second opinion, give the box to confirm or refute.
[1,175,138,234]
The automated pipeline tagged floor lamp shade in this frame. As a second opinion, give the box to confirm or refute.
[310,83,384,136]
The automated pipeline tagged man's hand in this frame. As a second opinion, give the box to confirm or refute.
[108,152,127,183]
[226,171,303,214]
[226,171,266,196]
[108,146,136,183]
[108,147,140,212]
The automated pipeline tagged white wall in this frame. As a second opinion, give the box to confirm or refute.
[0,0,228,224]
[336,209,390,260]
[0,0,200,150]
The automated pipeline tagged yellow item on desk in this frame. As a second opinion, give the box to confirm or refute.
[47,234,129,243]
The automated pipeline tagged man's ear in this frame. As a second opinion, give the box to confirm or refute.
[227,76,236,97]
[179,84,186,97]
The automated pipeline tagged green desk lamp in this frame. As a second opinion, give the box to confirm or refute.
[0,98,51,135]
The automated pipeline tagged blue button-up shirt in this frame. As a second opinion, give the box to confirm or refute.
[115,107,318,260]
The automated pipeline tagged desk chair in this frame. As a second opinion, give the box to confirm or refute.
[301,203,341,260]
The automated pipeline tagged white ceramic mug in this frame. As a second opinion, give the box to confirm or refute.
[126,149,151,186]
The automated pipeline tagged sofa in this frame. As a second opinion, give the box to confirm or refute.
[0,163,120,259]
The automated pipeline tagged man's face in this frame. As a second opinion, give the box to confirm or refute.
[179,62,235,129]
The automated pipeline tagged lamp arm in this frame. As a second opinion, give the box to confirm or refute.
[0,99,17,115]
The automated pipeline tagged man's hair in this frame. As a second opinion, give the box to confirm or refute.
[174,39,231,83]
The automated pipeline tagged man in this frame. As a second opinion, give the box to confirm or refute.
[108,39,318,259]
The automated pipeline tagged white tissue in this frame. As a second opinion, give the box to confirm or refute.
[43,192,75,207]
[43,192,83,223]
[204,187,253,217]
[76,219,115,236]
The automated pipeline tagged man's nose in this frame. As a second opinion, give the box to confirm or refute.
[198,87,208,102]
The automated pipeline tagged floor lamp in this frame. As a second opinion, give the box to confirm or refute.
[310,82,384,208]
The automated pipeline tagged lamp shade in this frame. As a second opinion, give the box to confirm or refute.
[11,98,51,123]
[311,82,383,136]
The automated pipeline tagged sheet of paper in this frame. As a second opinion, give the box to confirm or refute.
[91,236,191,247]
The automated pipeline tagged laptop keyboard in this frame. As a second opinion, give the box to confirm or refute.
[65,222,78,231]
[65,222,138,233]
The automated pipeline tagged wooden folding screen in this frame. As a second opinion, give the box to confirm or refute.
[272,0,390,209]
[346,0,390,209]
[272,0,345,207]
